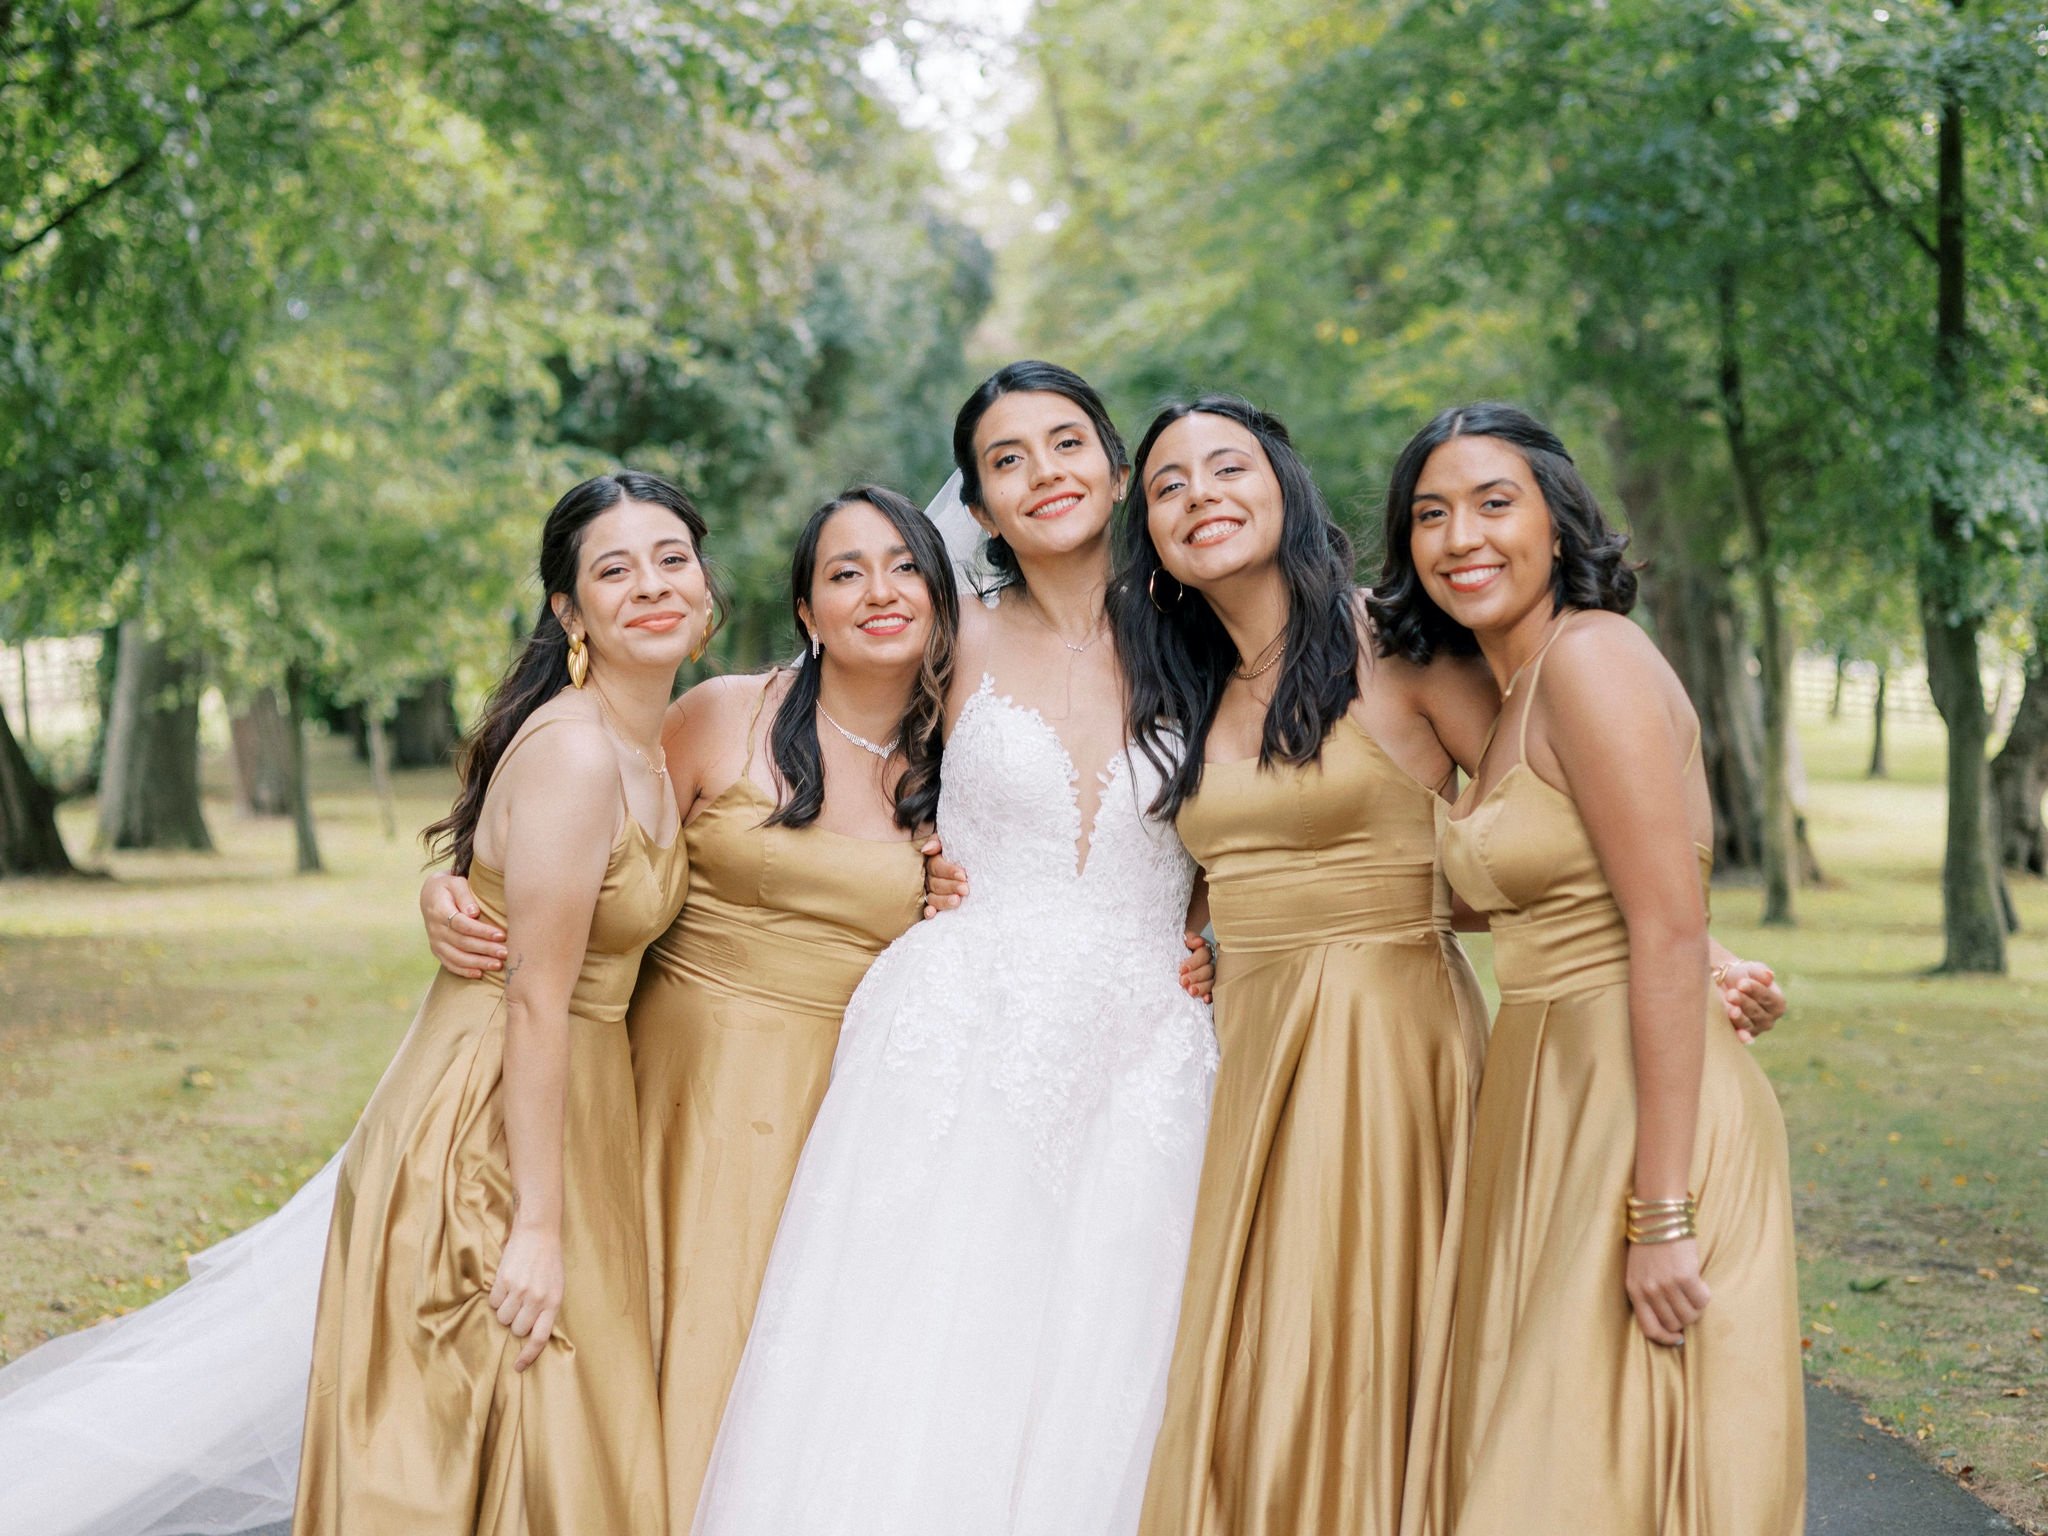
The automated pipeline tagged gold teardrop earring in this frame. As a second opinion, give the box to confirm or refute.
[566,630,590,689]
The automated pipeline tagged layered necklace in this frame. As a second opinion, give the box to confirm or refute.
[1233,627,1287,681]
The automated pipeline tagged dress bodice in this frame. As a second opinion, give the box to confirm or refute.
[643,776,925,1011]
[1177,716,1452,954]
[469,817,688,1025]
[1438,624,1709,1002]
[934,675,1197,949]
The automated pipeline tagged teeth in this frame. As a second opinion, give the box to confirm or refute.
[1031,496,1080,517]
[1446,567,1501,592]
[1189,520,1243,546]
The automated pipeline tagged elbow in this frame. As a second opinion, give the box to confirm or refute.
[1624,912,1708,969]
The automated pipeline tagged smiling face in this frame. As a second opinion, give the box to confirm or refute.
[1142,411,1285,593]
[553,496,711,673]
[796,499,933,669]
[1408,434,1557,643]
[967,389,1125,564]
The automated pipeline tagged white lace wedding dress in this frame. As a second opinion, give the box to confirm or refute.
[693,675,1218,1536]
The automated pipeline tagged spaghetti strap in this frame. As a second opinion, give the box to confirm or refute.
[1513,611,1577,762]
[484,714,599,801]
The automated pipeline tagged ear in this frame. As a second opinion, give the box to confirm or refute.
[965,499,1000,540]
[795,597,815,642]
[550,591,577,637]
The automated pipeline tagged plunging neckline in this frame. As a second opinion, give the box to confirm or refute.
[962,674,1129,881]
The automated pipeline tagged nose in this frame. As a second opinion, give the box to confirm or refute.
[1025,444,1062,488]
[1441,504,1484,556]
[1184,466,1219,512]
[633,555,675,599]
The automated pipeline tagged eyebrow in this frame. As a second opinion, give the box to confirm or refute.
[981,420,1087,458]
[587,537,691,565]
[825,543,912,563]
[1412,477,1521,504]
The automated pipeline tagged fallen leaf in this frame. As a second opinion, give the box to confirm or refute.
[1849,1276,1891,1294]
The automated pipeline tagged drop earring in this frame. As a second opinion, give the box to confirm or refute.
[810,631,822,659]
[566,631,590,689]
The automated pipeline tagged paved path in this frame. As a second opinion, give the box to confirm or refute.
[209,1381,2027,1536]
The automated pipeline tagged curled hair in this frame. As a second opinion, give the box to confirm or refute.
[950,360,1130,593]
[1366,402,1637,664]
[766,485,958,832]
[1111,395,1361,819]
[425,470,718,875]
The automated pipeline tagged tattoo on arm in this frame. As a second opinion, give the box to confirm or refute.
[503,952,524,985]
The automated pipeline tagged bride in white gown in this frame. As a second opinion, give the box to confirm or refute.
[693,362,1216,1535]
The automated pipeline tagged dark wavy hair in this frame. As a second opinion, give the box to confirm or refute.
[1367,402,1637,664]
[951,359,1130,594]
[425,470,717,875]
[1112,396,1361,819]
[765,485,958,832]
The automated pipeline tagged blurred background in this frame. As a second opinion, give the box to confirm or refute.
[3,1,2046,1525]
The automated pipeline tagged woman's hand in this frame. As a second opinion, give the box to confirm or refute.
[921,835,969,919]
[489,1221,565,1371]
[1714,958,1784,1043]
[422,872,508,977]
[1625,1237,1712,1348]
[1178,933,1215,1002]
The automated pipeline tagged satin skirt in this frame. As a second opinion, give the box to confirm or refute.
[1425,981,1804,1535]
[293,970,665,1535]
[1141,927,1486,1536]
[628,961,843,1530]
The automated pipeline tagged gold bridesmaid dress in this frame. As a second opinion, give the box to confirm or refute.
[1431,634,1804,1535]
[628,732,925,1530]
[295,721,688,1536]
[1142,718,1489,1536]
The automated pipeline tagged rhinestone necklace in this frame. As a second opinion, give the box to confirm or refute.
[818,704,898,760]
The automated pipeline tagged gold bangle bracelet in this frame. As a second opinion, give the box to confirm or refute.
[1625,1192,1699,1244]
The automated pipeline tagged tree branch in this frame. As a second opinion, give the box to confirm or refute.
[2,0,360,262]
[1846,144,1937,263]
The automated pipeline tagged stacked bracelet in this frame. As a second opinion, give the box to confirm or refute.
[1625,1193,1698,1245]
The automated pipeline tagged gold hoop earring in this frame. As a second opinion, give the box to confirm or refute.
[566,631,589,689]
[1148,568,1184,614]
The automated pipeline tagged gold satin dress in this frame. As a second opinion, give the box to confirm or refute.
[1431,639,1804,1535]
[295,725,688,1536]
[628,765,925,1531]
[1143,718,1489,1536]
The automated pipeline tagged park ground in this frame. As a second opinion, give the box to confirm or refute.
[0,706,2044,1529]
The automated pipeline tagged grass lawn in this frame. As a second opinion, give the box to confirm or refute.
[1,710,2044,1527]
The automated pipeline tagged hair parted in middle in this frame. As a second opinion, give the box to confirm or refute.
[765,484,958,833]
[1111,393,1362,820]
[1365,401,1638,666]
[950,359,1131,593]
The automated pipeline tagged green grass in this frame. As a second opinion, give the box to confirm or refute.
[0,711,2043,1525]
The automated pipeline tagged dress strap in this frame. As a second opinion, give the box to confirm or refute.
[1513,611,1577,762]
[485,714,600,802]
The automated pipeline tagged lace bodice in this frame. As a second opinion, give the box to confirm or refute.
[830,675,1216,1185]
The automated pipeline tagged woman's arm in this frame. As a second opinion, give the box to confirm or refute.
[483,724,621,1370]
[1541,619,1714,1349]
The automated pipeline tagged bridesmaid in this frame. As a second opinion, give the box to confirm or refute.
[1379,403,1804,1533]
[295,471,712,1534]
[424,485,959,1528]
[1111,396,1494,1536]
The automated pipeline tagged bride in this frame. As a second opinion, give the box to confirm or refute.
[691,360,1216,1534]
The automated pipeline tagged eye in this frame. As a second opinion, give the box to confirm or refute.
[893,559,920,576]
[829,567,860,582]
[1218,463,1244,477]
[1057,435,1083,451]
[663,550,694,567]
[1481,496,1512,511]
[993,451,1021,470]
[1156,476,1186,497]
[1412,506,1443,524]
[600,563,628,578]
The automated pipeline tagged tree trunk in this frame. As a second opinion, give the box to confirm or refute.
[0,701,75,876]
[1869,667,1889,778]
[391,677,460,767]
[366,709,398,841]
[1718,265,1796,924]
[1829,652,1847,719]
[95,620,213,852]
[1990,632,2048,874]
[229,688,294,816]
[1919,17,2004,973]
[283,664,322,875]
[1605,420,1766,873]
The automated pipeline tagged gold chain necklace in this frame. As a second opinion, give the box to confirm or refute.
[594,693,668,781]
[1232,629,1287,681]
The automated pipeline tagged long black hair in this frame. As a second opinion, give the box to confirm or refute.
[425,470,715,874]
[951,359,1130,593]
[765,485,958,832]
[1112,395,1361,819]
[1366,401,1637,664]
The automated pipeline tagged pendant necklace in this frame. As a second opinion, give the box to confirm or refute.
[595,693,668,781]
[818,704,898,760]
